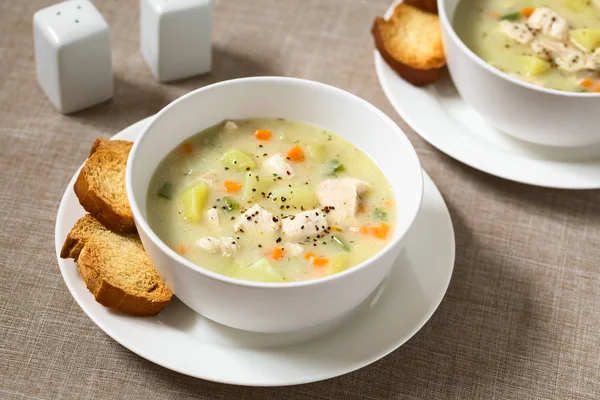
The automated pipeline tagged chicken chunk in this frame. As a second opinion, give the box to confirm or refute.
[223,120,238,132]
[194,169,218,187]
[234,204,280,234]
[316,178,369,223]
[500,21,534,45]
[527,7,569,41]
[281,209,329,241]
[591,48,600,64]
[532,38,596,72]
[262,154,294,178]
[283,242,304,257]
[197,237,239,257]
[206,208,219,227]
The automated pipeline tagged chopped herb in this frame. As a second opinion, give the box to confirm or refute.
[499,12,521,21]
[157,182,174,199]
[373,208,388,221]
[332,234,350,252]
[223,197,239,212]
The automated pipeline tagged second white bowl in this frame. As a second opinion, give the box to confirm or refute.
[439,0,600,147]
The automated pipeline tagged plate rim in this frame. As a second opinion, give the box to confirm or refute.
[373,0,600,190]
[54,116,455,386]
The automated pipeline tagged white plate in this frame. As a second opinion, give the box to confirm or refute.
[374,2,600,189]
[54,117,455,386]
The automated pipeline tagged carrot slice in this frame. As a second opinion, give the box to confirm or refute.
[356,224,390,239]
[286,145,304,162]
[312,257,329,267]
[595,87,600,93]
[384,199,394,208]
[580,79,594,89]
[254,129,271,141]
[181,142,193,155]
[520,7,534,17]
[303,252,315,260]
[176,244,187,254]
[272,247,284,261]
[224,180,242,192]
[373,223,390,239]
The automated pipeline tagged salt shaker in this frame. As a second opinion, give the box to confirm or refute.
[33,0,113,114]
[140,0,212,82]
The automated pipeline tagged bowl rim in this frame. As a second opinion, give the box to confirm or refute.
[126,76,424,289]
[437,0,600,97]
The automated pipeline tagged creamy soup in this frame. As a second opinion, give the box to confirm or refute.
[146,118,395,283]
[454,0,600,92]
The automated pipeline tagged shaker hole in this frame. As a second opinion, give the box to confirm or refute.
[75,19,79,23]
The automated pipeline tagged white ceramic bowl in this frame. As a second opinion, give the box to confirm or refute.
[126,77,423,333]
[439,0,600,147]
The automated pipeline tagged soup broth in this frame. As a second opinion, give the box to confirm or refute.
[454,0,600,92]
[146,118,395,283]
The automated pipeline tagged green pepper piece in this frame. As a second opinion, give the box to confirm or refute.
[223,197,240,212]
[499,12,521,21]
[157,182,174,199]
[332,234,351,252]
[373,207,388,221]
[325,159,344,175]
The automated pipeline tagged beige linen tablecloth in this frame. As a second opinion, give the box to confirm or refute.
[1,0,599,398]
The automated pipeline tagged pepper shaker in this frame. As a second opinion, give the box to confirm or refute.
[33,0,113,114]
[140,0,212,82]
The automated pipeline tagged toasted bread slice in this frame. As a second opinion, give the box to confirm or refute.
[372,3,445,86]
[74,138,135,233]
[61,214,172,316]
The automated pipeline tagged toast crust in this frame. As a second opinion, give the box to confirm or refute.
[74,139,136,233]
[372,4,445,86]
